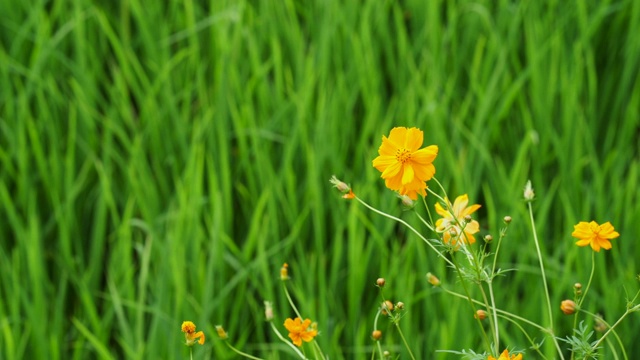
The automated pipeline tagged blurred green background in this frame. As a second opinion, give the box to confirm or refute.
[1,0,639,359]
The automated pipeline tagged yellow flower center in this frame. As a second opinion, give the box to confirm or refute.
[395,148,411,163]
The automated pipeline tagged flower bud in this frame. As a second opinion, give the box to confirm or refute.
[560,299,576,315]
[396,302,405,310]
[372,330,382,340]
[503,216,512,223]
[280,263,289,280]
[474,310,488,320]
[464,215,472,223]
[594,314,607,332]
[264,301,274,321]
[215,325,228,340]
[484,234,493,243]
[381,300,394,315]
[398,194,415,208]
[376,278,386,287]
[426,272,441,286]
[329,175,351,193]
[524,180,535,201]
[574,283,583,296]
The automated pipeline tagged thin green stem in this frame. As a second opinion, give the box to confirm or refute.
[190,348,193,360]
[497,314,548,360]
[579,252,596,308]
[579,309,628,360]
[393,321,417,360]
[355,196,455,268]
[282,282,302,319]
[372,307,385,360]
[450,254,493,353]
[223,341,266,360]
[311,340,327,360]
[591,304,640,351]
[527,202,563,359]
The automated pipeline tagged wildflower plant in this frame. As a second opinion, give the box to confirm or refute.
[328,126,639,359]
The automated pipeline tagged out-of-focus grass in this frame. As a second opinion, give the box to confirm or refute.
[0,0,638,359]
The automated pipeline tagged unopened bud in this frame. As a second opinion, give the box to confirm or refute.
[574,283,583,296]
[264,301,274,321]
[396,302,405,310]
[398,194,415,208]
[376,278,386,287]
[503,216,512,223]
[381,300,394,315]
[560,300,577,315]
[594,314,607,332]
[330,175,351,193]
[464,215,472,223]
[215,325,228,340]
[372,330,382,340]
[484,234,493,243]
[524,180,535,201]
[426,272,441,286]
[474,310,488,320]
[280,263,289,280]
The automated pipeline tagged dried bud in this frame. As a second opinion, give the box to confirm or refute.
[398,194,415,208]
[594,314,607,332]
[280,263,289,280]
[474,309,488,320]
[372,330,382,340]
[215,325,228,340]
[330,175,351,193]
[376,278,386,287]
[560,300,577,315]
[503,216,512,223]
[426,272,441,286]
[524,180,535,201]
[264,301,274,321]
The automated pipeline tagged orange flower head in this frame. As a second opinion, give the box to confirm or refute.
[181,321,205,345]
[560,299,577,315]
[572,221,619,252]
[488,349,523,360]
[284,317,318,347]
[372,127,438,200]
[435,194,481,246]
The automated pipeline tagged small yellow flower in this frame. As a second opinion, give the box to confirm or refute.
[181,321,205,345]
[572,221,619,252]
[284,317,318,347]
[435,194,481,246]
[372,127,438,200]
[487,349,523,360]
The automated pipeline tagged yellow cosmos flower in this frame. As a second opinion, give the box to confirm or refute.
[571,221,619,252]
[284,317,318,347]
[372,127,438,200]
[488,349,523,360]
[181,321,205,345]
[435,194,481,246]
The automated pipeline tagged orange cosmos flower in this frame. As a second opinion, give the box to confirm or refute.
[488,349,523,360]
[372,127,438,200]
[435,194,481,246]
[181,321,205,345]
[284,317,317,347]
[572,221,619,252]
